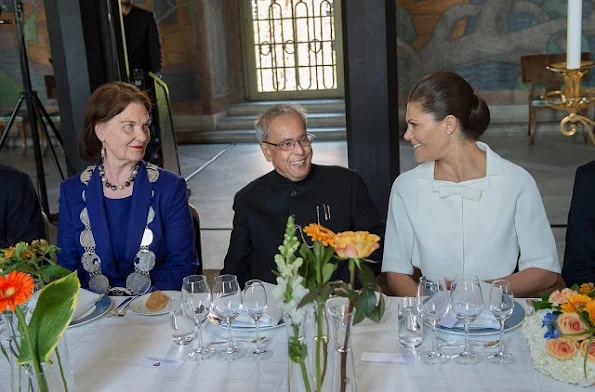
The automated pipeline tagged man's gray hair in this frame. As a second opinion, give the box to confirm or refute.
[255,103,307,142]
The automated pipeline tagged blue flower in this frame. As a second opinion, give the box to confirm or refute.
[542,312,560,339]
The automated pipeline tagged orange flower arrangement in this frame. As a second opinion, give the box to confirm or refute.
[581,283,595,295]
[0,271,34,311]
[561,294,593,313]
[303,223,336,247]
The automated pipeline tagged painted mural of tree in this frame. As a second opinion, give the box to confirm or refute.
[397,0,595,90]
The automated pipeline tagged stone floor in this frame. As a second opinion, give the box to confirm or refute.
[2,131,594,275]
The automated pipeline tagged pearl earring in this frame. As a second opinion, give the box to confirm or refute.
[100,144,105,160]
[447,130,453,135]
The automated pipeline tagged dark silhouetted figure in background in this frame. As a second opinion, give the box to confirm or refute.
[0,164,47,247]
[121,0,162,88]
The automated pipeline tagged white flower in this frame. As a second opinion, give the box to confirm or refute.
[524,309,595,386]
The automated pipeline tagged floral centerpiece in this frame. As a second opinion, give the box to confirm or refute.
[1,270,80,392]
[524,283,595,386]
[272,216,384,392]
[0,240,71,285]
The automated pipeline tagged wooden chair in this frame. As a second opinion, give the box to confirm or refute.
[0,113,26,155]
[189,204,204,275]
[520,52,592,144]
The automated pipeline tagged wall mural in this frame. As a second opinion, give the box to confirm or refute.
[0,0,200,110]
[396,0,595,100]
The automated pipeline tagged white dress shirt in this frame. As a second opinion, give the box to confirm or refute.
[382,142,560,281]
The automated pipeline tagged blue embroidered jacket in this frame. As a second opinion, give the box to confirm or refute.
[57,162,198,291]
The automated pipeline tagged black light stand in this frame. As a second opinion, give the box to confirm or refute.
[0,0,65,217]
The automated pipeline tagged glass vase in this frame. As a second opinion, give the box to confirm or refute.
[327,298,359,392]
[285,303,333,392]
[9,337,76,392]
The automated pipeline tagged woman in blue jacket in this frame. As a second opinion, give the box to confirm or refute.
[57,82,198,295]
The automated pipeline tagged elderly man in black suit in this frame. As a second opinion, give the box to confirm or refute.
[563,160,595,287]
[0,164,46,247]
[220,104,385,288]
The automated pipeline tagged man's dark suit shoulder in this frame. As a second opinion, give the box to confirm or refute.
[234,165,359,202]
[576,160,595,178]
[0,164,31,183]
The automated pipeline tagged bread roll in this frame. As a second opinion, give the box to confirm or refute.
[146,290,169,311]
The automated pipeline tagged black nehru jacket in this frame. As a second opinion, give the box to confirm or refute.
[221,164,386,288]
[0,164,47,247]
[563,160,595,286]
[123,5,162,74]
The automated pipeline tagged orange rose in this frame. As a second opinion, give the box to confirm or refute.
[580,340,595,362]
[546,337,578,360]
[557,313,591,341]
[333,231,380,259]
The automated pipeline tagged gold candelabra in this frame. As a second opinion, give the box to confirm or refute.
[541,61,595,145]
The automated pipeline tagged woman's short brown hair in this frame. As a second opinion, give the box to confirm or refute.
[78,82,151,163]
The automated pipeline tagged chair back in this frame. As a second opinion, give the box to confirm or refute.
[520,52,592,88]
[41,211,50,243]
[188,204,204,275]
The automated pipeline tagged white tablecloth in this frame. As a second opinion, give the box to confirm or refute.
[0,298,588,392]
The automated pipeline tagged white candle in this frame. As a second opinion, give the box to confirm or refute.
[567,0,583,69]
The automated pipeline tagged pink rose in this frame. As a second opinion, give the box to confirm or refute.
[580,340,595,362]
[546,337,578,360]
[549,288,575,305]
[557,313,590,340]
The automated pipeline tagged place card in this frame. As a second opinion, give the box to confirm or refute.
[361,352,414,365]
[134,357,184,369]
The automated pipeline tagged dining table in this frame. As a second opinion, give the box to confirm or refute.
[0,296,587,392]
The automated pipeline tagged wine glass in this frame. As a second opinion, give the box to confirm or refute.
[450,274,483,365]
[488,279,515,365]
[244,280,273,360]
[181,275,215,360]
[212,275,246,361]
[417,275,450,364]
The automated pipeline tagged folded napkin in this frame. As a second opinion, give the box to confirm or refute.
[220,282,283,328]
[439,310,500,330]
[72,289,102,321]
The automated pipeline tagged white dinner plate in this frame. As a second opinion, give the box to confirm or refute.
[207,312,285,331]
[69,295,113,328]
[435,300,526,336]
[128,290,180,316]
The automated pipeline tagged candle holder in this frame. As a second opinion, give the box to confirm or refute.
[541,60,595,145]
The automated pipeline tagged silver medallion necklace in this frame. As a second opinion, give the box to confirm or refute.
[78,163,160,295]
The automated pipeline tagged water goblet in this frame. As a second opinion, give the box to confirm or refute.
[212,274,246,361]
[181,275,215,360]
[244,280,273,360]
[488,279,515,365]
[417,275,450,364]
[450,274,483,365]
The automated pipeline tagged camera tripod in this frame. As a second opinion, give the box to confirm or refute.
[0,0,65,218]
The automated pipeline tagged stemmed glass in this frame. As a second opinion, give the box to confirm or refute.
[450,274,484,365]
[212,274,246,361]
[417,275,450,364]
[181,275,215,360]
[488,279,515,365]
[244,280,274,360]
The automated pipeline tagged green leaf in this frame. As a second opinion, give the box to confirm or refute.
[533,300,553,310]
[358,263,375,286]
[18,272,80,365]
[541,294,550,302]
[353,307,366,325]
[298,288,320,308]
[570,284,580,292]
[318,283,333,303]
[0,340,8,363]
[39,264,71,283]
[322,263,335,284]
[357,288,377,318]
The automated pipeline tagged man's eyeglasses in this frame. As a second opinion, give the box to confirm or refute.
[262,133,315,151]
